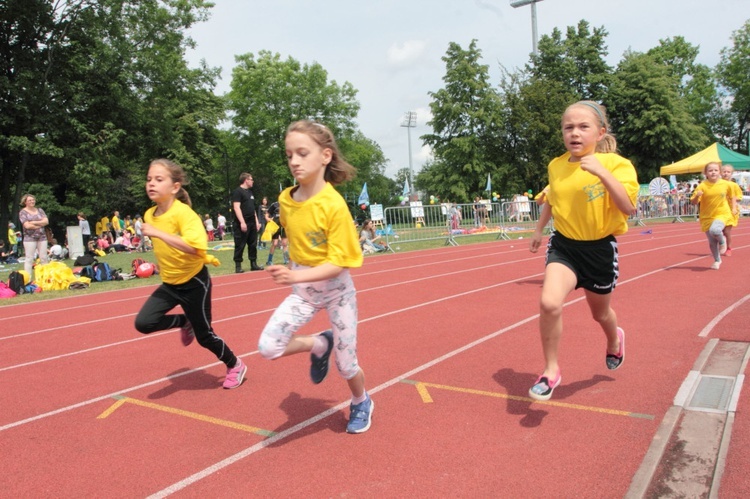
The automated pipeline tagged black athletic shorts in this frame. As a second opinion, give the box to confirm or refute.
[545,231,619,295]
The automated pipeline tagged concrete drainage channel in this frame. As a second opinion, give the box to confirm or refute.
[627,339,749,498]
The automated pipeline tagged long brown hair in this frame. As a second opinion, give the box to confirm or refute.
[286,120,356,185]
[149,158,192,207]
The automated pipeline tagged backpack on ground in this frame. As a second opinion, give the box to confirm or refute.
[93,262,114,282]
[8,271,25,295]
[79,265,96,280]
[74,255,97,267]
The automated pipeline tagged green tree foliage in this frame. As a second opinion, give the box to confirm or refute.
[0,0,223,239]
[648,37,730,142]
[225,51,360,202]
[492,21,610,196]
[421,40,503,202]
[529,21,612,103]
[607,51,708,180]
[717,20,750,153]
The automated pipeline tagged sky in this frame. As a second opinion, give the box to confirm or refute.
[185,0,748,179]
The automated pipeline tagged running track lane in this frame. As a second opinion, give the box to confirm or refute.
[0,223,748,497]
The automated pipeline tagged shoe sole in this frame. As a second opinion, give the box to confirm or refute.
[346,399,374,434]
[223,364,247,389]
[310,331,334,384]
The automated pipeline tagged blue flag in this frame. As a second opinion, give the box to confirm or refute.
[358,182,370,207]
[403,179,410,196]
[485,173,492,193]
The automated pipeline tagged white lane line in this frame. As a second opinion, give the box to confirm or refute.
[698,293,750,338]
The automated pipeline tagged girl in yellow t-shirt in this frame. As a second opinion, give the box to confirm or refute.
[528,100,639,401]
[258,120,372,434]
[720,163,742,256]
[691,162,736,269]
[134,158,246,390]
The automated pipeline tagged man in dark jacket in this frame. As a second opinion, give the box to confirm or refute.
[232,172,263,273]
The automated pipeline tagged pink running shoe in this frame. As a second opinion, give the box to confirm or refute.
[180,321,195,347]
[223,359,247,389]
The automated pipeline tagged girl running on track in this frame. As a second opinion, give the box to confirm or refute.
[257,120,372,434]
[134,159,247,389]
[691,162,737,269]
[720,164,742,257]
[528,100,639,401]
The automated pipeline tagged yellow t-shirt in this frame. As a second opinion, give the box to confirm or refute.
[145,199,218,285]
[111,215,120,232]
[727,181,743,227]
[100,217,109,235]
[8,228,17,245]
[691,179,734,232]
[280,183,363,269]
[546,152,639,240]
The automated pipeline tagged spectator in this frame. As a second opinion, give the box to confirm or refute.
[217,212,227,240]
[134,214,146,252]
[264,199,289,266]
[258,196,269,249]
[359,219,387,253]
[78,212,91,248]
[18,193,50,281]
[110,210,121,240]
[0,240,8,263]
[231,172,263,273]
[204,214,215,242]
[8,222,19,256]
[48,238,67,260]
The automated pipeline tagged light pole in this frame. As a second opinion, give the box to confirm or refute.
[401,111,417,197]
[510,0,544,55]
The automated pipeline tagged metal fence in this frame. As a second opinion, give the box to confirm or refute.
[375,194,698,251]
[379,200,545,249]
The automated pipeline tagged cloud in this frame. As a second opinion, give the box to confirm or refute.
[386,40,428,67]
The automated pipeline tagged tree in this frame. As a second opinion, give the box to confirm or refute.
[529,20,612,103]
[422,40,503,202]
[225,51,360,202]
[648,36,729,142]
[607,51,708,181]
[717,20,750,153]
[496,20,610,196]
[0,0,223,240]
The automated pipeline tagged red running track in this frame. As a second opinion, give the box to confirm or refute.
[1,222,748,497]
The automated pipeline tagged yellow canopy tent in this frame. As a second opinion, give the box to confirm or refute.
[659,143,750,175]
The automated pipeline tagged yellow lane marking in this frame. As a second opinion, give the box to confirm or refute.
[402,379,654,420]
[415,382,433,403]
[97,396,276,436]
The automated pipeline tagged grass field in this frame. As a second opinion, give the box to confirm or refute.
[0,218,683,305]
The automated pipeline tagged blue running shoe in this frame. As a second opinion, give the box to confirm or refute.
[346,394,374,434]
[309,330,334,384]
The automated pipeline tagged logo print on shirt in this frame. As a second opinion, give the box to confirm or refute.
[583,182,605,202]
[306,231,327,248]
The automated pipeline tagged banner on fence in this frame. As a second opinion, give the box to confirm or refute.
[370,203,384,222]
[409,201,424,218]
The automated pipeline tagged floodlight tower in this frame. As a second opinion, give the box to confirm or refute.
[510,0,544,55]
[401,111,417,196]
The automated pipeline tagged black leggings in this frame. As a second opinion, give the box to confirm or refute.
[134,266,237,367]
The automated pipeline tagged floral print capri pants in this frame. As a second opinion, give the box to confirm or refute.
[258,267,360,379]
